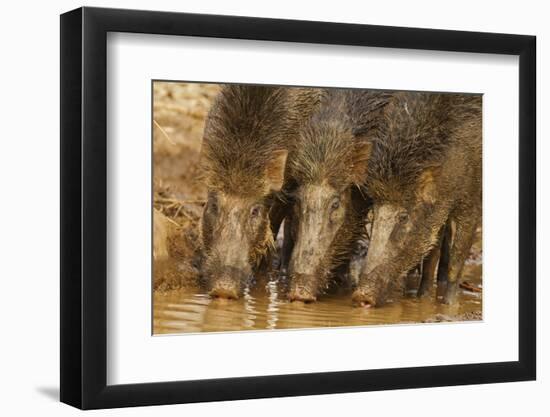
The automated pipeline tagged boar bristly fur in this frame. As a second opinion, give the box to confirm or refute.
[284,89,392,302]
[199,85,324,299]
[352,92,482,306]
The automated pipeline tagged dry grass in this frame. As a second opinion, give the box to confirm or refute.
[152,82,219,290]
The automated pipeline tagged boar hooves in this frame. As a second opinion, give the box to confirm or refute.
[441,282,459,305]
[416,285,432,299]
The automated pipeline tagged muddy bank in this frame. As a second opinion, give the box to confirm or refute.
[153,209,200,291]
[153,82,219,290]
[422,311,482,323]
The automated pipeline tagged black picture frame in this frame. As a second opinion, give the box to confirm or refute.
[60,6,536,410]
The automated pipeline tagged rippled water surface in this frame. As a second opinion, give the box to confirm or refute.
[153,264,482,335]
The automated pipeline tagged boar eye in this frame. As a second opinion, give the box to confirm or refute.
[330,198,341,211]
[250,205,262,218]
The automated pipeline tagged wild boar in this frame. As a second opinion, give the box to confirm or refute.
[351,92,482,306]
[199,84,324,299]
[283,89,391,302]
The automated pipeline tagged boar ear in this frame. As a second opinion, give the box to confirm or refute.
[417,166,441,204]
[350,142,372,185]
[265,149,288,192]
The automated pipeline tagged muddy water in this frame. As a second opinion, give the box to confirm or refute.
[153,263,482,335]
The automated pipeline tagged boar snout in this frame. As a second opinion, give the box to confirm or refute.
[351,285,378,307]
[352,267,391,307]
[288,274,318,303]
[209,282,240,300]
[207,268,246,300]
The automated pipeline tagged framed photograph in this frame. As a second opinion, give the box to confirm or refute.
[60,6,536,409]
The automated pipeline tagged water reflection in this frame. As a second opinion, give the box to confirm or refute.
[153,264,482,335]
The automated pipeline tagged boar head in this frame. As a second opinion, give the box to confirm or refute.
[352,166,449,306]
[200,149,288,299]
[286,120,372,302]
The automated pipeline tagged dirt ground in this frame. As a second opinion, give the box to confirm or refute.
[152,82,220,291]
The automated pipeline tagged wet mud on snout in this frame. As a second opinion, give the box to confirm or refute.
[153,82,482,334]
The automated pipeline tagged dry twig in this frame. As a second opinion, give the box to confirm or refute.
[153,119,176,145]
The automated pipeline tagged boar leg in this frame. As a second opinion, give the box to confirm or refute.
[279,213,295,276]
[417,243,441,298]
[405,266,421,293]
[443,215,478,304]
[435,220,453,298]
[418,223,448,298]
[437,220,452,284]
[270,198,289,272]
[270,198,288,240]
